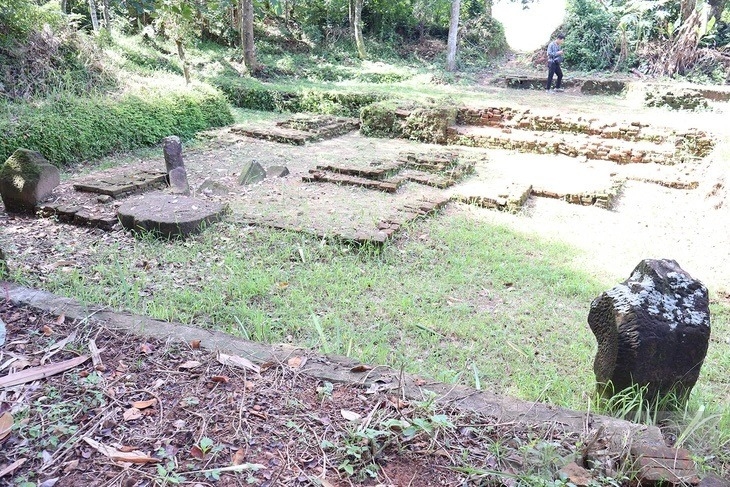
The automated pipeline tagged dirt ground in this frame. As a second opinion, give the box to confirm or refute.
[0,301,597,487]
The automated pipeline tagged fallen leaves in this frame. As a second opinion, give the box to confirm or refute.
[178,360,202,370]
[82,436,160,464]
[0,413,13,442]
[82,438,160,465]
[123,408,143,421]
[0,355,89,388]
[0,458,27,477]
[216,352,260,373]
[287,356,306,369]
[131,398,157,409]
[340,409,362,422]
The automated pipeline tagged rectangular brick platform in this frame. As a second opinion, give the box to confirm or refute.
[73,171,168,197]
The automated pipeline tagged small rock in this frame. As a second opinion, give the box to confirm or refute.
[266,165,290,178]
[700,474,730,487]
[238,161,266,186]
[558,462,593,487]
[97,195,113,203]
[198,178,229,197]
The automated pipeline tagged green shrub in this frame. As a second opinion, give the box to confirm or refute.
[0,85,233,166]
[459,14,508,65]
[562,0,618,71]
[361,100,456,143]
[216,77,386,117]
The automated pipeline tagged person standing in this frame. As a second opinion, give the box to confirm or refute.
[546,33,565,92]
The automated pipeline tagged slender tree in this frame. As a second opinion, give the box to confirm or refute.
[88,0,100,31]
[446,0,461,71]
[353,0,366,59]
[242,0,256,71]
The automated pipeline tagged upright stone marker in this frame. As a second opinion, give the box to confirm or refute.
[588,259,710,403]
[163,136,190,195]
[0,149,60,213]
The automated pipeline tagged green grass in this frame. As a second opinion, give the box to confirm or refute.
[23,214,602,407]
[13,208,729,475]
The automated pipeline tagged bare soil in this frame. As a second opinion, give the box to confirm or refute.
[0,301,598,487]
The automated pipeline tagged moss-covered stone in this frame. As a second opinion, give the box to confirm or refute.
[0,148,60,213]
[360,100,457,144]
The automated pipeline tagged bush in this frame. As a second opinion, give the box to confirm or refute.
[459,14,508,65]
[216,76,386,116]
[562,0,618,71]
[361,99,456,143]
[0,85,233,166]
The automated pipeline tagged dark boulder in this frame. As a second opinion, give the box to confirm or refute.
[588,259,710,403]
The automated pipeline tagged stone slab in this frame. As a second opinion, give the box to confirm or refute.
[117,192,227,239]
[315,161,404,180]
[630,443,700,485]
[1,282,667,461]
[303,170,402,193]
[37,202,119,230]
[73,170,168,197]
[230,126,315,146]
[451,182,533,212]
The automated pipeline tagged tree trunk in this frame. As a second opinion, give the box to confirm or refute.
[446,0,461,72]
[242,0,256,71]
[349,0,354,28]
[61,0,68,14]
[176,39,192,85]
[102,0,110,28]
[353,0,366,59]
[88,0,100,32]
[708,0,727,23]
[485,0,492,17]
[680,0,697,23]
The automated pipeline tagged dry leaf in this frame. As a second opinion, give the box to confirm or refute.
[211,375,229,383]
[41,325,53,337]
[0,458,26,477]
[131,398,157,409]
[340,409,361,422]
[0,355,89,388]
[179,360,202,370]
[0,413,13,441]
[190,339,201,349]
[350,364,372,373]
[55,314,65,325]
[216,352,260,373]
[140,343,154,354]
[190,445,205,460]
[287,356,305,369]
[62,459,79,473]
[123,408,142,421]
[244,380,255,391]
[82,437,160,464]
[232,447,246,466]
[319,479,336,487]
[277,282,289,289]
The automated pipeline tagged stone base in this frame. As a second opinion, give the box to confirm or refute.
[117,193,227,239]
[73,170,168,197]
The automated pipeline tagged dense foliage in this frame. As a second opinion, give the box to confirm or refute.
[563,0,619,71]
[0,85,232,165]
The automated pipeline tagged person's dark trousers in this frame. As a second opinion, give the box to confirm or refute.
[546,61,563,90]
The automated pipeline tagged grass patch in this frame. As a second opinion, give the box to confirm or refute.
[28,214,603,409]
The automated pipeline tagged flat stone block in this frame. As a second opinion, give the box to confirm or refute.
[631,442,699,485]
[117,193,227,239]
